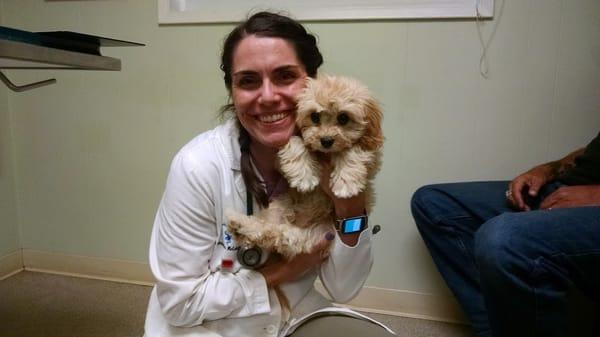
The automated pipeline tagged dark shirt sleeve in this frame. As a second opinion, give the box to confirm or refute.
[558,131,600,185]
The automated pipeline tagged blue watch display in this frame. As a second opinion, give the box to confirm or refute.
[336,215,368,234]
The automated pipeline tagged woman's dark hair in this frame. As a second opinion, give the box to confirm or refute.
[220,11,323,208]
[220,11,323,93]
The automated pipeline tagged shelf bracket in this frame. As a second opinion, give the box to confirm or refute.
[0,70,56,92]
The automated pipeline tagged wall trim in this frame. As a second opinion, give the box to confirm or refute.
[17,249,465,323]
[21,249,154,286]
[0,249,24,280]
[315,282,466,323]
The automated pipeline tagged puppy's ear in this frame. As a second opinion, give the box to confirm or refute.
[358,97,384,152]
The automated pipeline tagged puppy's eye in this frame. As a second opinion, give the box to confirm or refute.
[337,112,350,125]
[310,112,320,124]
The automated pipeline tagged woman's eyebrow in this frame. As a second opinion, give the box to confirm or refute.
[274,65,302,72]
[233,64,302,76]
[232,70,257,77]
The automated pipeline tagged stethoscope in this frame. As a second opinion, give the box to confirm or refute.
[236,189,268,268]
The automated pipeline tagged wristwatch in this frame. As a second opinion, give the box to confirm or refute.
[335,214,368,234]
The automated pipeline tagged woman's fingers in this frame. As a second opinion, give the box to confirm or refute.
[261,231,335,287]
[312,232,335,260]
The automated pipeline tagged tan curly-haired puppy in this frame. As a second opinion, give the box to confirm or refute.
[228,74,384,260]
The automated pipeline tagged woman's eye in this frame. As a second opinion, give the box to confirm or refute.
[310,112,320,124]
[235,75,260,89]
[276,70,298,84]
[337,112,349,125]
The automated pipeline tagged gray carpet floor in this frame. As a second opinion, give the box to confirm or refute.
[0,271,473,337]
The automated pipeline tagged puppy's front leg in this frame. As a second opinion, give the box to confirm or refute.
[278,136,320,192]
[330,148,374,198]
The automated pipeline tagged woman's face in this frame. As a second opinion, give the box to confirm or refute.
[231,35,308,149]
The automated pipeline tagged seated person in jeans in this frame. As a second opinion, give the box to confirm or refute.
[411,130,600,337]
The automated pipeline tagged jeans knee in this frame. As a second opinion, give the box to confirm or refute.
[411,185,448,228]
[474,214,530,277]
[411,185,435,212]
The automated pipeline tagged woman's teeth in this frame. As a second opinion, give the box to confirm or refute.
[259,113,287,123]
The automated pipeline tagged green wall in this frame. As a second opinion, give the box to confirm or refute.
[0,73,20,257]
[2,0,599,295]
[0,2,20,258]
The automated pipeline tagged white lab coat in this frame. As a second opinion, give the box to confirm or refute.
[144,119,374,337]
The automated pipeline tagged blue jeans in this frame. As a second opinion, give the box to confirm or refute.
[411,181,600,337]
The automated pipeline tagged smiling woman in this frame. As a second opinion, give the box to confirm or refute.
[143,11,387,337]
[158,0,494,23]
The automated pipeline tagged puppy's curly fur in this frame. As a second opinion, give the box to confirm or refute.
[227,74,383,260]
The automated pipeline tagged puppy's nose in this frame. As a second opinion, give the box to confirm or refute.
[320,137,334,148]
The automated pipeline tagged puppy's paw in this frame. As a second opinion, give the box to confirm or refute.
[226,213,242,234]
[226,213,261,247]
[226,219,246,245]
[290,173,319,193]
[331,177,366,198]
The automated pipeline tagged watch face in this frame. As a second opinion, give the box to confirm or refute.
[343,218,363,232]
[341,215,367,234]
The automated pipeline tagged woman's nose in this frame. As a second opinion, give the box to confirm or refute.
[258,80,280,105]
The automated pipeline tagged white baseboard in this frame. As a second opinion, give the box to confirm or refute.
[315,282,466,323]
[22,249,154,286]
[0,250,24,280]
[16,249,465,323]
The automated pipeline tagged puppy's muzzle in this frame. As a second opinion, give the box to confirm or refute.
[320,137,334,149]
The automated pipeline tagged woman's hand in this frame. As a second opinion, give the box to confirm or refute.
[317,154,366,246]
[539,185,600,209]
[257,234,334,288]
[507,164,554,211]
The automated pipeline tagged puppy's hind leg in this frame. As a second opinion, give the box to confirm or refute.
[278,136,320,192]
[226,212,270,249]
[227,211,295,256]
